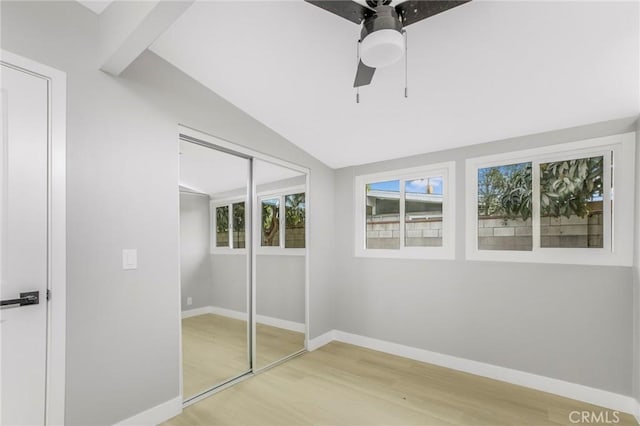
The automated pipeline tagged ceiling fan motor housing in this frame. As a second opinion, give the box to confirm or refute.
[360,6,404,68]
[361,6,403,39]
[360,6,405,68]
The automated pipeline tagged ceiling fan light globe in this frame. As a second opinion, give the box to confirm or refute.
[360,29,404,68]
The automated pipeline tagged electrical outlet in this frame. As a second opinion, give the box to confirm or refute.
[187,297,192,306]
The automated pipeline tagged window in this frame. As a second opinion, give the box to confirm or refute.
[212,200,246,252]
[405,177,444,248]
[261,198,280,247]
[285,193,306,248]
[216,205,230,247]
[212,188,306,254]
[366,180,400,249]
[539,155,603,249]
[466,133,635,265]
[355,162,455,259]
[477,162,532,251]
[232,202,245,249]
[258,187,306,253]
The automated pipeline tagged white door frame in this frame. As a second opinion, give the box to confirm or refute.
[1,50,67,426]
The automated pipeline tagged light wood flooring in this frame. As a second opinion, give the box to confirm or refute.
[171,340,636,426]
[182,314,304,399]
[255,321,305,370]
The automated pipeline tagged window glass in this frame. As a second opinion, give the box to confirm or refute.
[539,156,604,248]
[261,198,280,247]
[405,177,443,247]
[232,202,245,249]
[216,205,229,247]
[285,193,305,248]
[366,180,400,249]
[477,162,532,251]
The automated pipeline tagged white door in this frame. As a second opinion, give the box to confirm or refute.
[0,63,50,425]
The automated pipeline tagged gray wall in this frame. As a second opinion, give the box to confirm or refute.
[256,256,305,323]
[334,117,637,396]
[209,254,305,324]
[179,192,213,311]
[634,119,640,407]
[210,254,247,314]
[0,1,336,424]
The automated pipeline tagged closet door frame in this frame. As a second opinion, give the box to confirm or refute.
[178,125,310,407]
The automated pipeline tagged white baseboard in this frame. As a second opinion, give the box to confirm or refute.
[113,396,181,426]
[634,399,640,425]
[182,305,305,333]
[256,314,305,333]
[181,306,213,319]
[309,329,637,415]
[307,330,335,351]
[208,306,246,321]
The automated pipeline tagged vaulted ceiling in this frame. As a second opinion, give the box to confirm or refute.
[89,1,640,169]
[179,140,302,196]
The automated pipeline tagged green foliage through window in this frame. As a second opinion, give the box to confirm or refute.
[477,156,604,220]
[216,206,229,247]
[285,193,305,248]
[478,162,531,219]
[540,156,603,219]
[232,202,245,249]
[261,198,280,247]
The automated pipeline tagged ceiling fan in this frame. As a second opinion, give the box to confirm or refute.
[305,0,471,88]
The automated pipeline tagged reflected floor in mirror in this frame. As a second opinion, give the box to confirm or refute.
[182,314,249,399]
[182,314,304,399]
[255,322,305,369]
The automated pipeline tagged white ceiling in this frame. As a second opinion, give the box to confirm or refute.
[77,0,112,14]
[179,140,302,196]
[152,1,639,169]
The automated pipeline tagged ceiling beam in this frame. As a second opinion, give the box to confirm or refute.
[99,0,194,76]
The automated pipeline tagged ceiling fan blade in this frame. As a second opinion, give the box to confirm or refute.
[305,0,374,25]
[354,60,376,87]
[395,0,471,27]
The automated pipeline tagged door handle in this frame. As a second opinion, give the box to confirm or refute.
[0,291,39,307]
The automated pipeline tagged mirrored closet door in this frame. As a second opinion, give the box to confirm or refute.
[253,160,307,369]
[179,135,307,403]
[179,140,251,400]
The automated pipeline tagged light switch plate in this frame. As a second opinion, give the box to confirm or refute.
[122,249,137,270]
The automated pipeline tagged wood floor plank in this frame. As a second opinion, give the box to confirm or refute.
[182,314,304,399]
[169,340,636,426]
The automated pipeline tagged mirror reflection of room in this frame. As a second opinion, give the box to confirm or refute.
[254,159,306,369]
[179,141,250,400]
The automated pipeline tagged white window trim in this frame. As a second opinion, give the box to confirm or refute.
[354,161,456,259]
[465,132,635,266]
[256,185,306,256]
[210,195,248,255]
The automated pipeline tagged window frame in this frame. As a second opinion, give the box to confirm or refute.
[210,196,248,255]
[256,185,306,256]
[465,132,635,266]
[354,161,456,259]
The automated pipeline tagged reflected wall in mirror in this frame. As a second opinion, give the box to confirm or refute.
[254,159,306,369]
[179,140,250,400]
